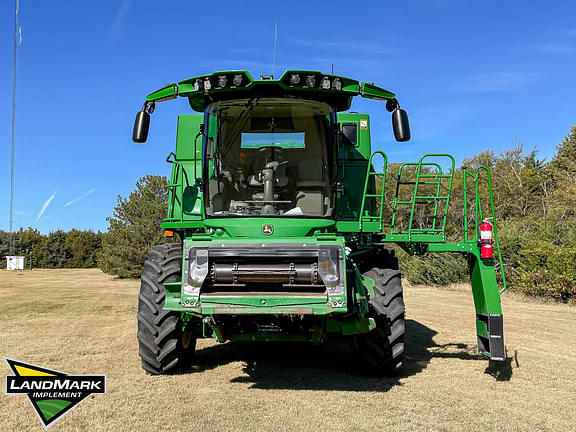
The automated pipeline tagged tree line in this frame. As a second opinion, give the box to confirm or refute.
[1,175,169,277]
[2,128,575,301]
[390,126,576,301]
[1,228,103,268]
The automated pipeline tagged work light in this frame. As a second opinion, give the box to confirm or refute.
[321,76,331,90]
[290,74,301,85]
[232,74,243,86]
[305,75,316,87]
[204,78,212,90]
[217,75,227,88]
[331,78,342,91]
[194,79,203,91]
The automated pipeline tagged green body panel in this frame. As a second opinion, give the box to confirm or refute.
[329,314,372,336]
[203,218,335,238]
[360,82,396,100]
[176,115,203,160]
[336,113,373,222]
[146,83,177,102]
[140,69,506,360]
[336,113,373,159]
[165,115,204,222]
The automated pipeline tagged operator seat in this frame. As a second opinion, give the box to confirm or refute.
[290,117,329,216]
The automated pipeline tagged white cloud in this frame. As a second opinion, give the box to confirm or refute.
[456,71,540,92]
[64,188,96,207]
[106,0,135,42]
[35,191,57,224]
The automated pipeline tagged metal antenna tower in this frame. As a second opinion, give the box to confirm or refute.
[272,23,278,77]
[9,0,20,255]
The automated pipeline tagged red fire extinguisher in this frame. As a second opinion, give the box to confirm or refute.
[479,218,493,259]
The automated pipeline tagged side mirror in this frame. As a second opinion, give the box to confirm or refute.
[392,108,410,142]
[132,110,150,143]
[133,102,155,143]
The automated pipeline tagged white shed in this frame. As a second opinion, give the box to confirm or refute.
[6,256,25,271]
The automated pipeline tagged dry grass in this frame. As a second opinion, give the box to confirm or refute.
[1,269,575,432]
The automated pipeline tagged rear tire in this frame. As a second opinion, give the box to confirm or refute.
[137,243,196,375]
[355,263,405,376]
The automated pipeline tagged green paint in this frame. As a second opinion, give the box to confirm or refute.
[140,69,506,360]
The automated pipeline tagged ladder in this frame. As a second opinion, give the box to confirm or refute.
[390,154,455,242]
[359,151,388,231]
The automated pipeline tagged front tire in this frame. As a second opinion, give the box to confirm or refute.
[137,243,195,374]
[355,264,405,376]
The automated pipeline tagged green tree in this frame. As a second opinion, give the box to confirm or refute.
[65,229,102,268]
[462,144,547,221]
[43,230,71,268]
[549,125,576,183]
[19,227,45,268]
[0,230,23,267]
[98,175,174,278]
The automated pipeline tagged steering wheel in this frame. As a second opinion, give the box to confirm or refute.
[258,146,288,167]
[258,145,282,155]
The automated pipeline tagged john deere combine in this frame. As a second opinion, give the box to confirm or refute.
[133,70,506,375]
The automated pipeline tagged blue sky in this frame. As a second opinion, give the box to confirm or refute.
[1,0,575,233]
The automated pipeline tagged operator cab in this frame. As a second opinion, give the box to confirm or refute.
[204,98,335,217]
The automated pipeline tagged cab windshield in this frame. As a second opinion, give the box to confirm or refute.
[204,98,335,217]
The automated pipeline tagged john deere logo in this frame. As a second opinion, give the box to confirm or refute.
[4,358,106,429]
[262,224,274,235]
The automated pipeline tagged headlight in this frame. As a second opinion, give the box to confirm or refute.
[305,75,316,87]
[290,73,301,85]
[331,78,342,91]
[204,78,212,90]
[232,74,243,86]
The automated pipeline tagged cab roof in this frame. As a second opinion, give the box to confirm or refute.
[145,70,396,112]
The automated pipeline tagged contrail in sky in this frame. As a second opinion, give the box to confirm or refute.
[106,0,135,42]
[64,188,96,207]
[35,190,57,224]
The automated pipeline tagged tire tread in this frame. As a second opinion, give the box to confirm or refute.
[137,243,195,375]
[356,254,406,376]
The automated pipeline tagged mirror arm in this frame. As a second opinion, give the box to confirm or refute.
[143,100,155,114]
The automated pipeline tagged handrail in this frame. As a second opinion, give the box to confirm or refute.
[165,160,181,221]
[359,151,387,229]
[392,154,455,239]
[165,158,187,222]
[463,165,507,293]
[165,152,177,164]
[391,162,443,233]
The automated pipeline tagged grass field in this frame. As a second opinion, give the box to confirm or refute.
[1,269,575,431]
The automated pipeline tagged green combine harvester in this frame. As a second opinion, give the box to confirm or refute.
[133,70,507,375]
